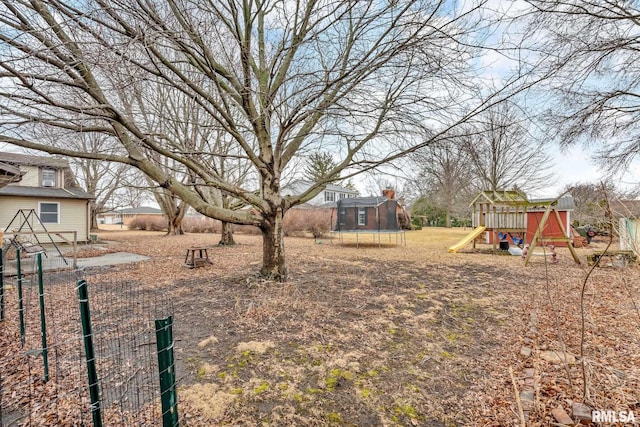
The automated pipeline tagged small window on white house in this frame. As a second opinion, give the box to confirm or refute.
[339,193,347,199]
[358,208,366,225]
[324,191,336,202]
[42,169,56,187]
[39,202,59,223]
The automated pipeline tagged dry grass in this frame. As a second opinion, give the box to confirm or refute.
[95,229,640,425]
[3,227,638,426]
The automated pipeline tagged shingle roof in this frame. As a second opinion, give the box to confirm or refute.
[116,207,163,215]
[0,185,94,199]
[0,152,69,168]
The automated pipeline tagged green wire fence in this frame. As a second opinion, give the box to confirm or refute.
[0,245,178,426]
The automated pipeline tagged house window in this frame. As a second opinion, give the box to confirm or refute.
[39,202,59,223]
[325,191,336,202]
[358,208,366,225]
[339,193,347,199]
[42,169,56,187]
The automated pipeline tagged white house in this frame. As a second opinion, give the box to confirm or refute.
[282,179,359,206]
[0,153,94,243]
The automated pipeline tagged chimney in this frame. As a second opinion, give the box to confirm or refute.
[382,189,395,199]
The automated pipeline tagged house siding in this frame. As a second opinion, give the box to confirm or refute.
[17,165,40,187]
[0,196,90,242]
[282,180,358,206]
[619,218,640,252]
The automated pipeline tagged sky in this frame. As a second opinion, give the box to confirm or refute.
[539,147,601,198]
[543,147,640,198]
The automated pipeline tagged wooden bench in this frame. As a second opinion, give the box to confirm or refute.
[184,247,212,268]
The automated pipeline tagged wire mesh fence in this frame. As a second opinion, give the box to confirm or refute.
[0,246,178,426]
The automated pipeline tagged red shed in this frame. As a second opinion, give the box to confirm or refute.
[525,197,574,247]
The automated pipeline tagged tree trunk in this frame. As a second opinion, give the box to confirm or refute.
[218,195,236,245]
[445,209,452,228]
[260,208,287,281]
[166,201,187,235]
[218,221,235,245]
[166,216,185,235]
[90,203,99,231]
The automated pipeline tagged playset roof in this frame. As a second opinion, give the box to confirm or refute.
[469,190,529,207]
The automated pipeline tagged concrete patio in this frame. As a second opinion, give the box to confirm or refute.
[1,249,150,276]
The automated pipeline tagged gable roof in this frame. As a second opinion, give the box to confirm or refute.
[470,190,529,207]
[0,152,86,190]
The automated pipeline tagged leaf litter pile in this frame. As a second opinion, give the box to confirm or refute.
[1,228,638,426]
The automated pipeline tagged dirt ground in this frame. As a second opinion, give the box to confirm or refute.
[4,228,640,426]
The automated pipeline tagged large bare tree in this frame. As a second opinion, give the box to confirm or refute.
[463,102,553,194]
[0,0,511,280]
[521,1,640,175]
[109,171,155,209]
[411,136,475,227]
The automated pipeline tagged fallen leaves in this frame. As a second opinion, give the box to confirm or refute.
[1,230,638,426]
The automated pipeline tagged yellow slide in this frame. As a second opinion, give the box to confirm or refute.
[448,226,486,253]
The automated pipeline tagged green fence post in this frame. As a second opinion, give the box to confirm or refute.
[0,247,4,322]
[155,316,178,427]
[16,249,25,346]
[77,279,102,427]
[36,253,49,382]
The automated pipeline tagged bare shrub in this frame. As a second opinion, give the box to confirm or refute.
[233,224,261,235]
[127,217,146,230]
[284,208,333,238]
[174,210,334,237]
[182,217,221,233]
[128,217,167,231]
[147,218,167,231]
